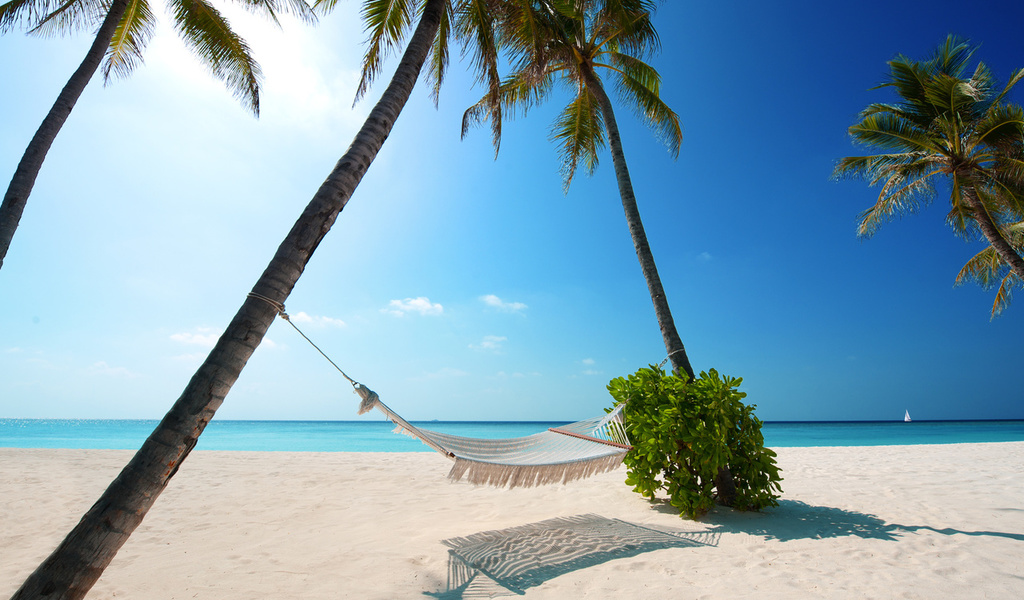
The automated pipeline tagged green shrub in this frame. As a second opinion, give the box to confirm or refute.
[608,365,782,519]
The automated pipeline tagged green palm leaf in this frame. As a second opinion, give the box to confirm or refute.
[352,0,415,104]
[22,0,101,36]
[551,85,604,191]
[169,0,262,115]
[608,50,679,156]
[102,0,155,82]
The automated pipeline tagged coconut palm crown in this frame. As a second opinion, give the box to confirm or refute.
[834,35,1024,285]
[956,220,1023,318]
[1,0,315,115]
[466,0,680,188]
[314,0,503,113]
[463,0,694,379]
[0,0,315,271]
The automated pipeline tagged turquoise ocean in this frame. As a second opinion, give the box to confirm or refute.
[3,419,1024,451]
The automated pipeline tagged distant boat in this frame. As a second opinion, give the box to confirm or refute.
[904,410,912,422]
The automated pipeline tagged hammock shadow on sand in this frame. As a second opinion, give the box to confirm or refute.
[702,499,1024,543]
[424,514,719,598]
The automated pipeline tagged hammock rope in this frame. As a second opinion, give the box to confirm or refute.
[250,293,632,488]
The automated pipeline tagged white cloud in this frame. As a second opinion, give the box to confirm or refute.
[415,367,469,380]
[290,311,346,327]
[384,297,443,317]
[172,353,208,363]
[85,361,140,379]
[470,335,507,352]
[582,369,602,376]
[481,294,528,313]
[6,347,23,354]
[170,327,221,348]
[581,358,595,365]
[698,251,713,262]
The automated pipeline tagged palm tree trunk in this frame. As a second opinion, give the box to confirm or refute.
[0,0,131,271]
[580,66,695,381]
[962,188,1024,281]
[581,67,740,506]
[10,0,445,597]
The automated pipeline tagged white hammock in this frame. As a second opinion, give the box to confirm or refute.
[353,384,631,488]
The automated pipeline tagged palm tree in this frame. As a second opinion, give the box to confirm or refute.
[0,0,316,270]
[835,35,1024,286]
[956,221,1023,318]
[11,0,500,597]
[463,0,695,381]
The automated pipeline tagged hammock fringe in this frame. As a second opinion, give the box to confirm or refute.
[448,452,627,489]
[352,384,631,487]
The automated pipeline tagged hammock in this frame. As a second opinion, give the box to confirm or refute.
[248,295,632,489]
[353,384,632,488]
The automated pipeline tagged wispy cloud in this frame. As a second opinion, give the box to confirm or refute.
[580,358,600,376]
[698,251,713,262]
[169,327,220,346]
[170,327,221,348]
[384,297,443,317]
[85,361,140,379]
[290,311,346,327]
[413,367,469,381]
[470,335,507,352]
[481,294,527,313]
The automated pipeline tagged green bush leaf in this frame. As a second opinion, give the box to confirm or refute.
[608,364,783,519]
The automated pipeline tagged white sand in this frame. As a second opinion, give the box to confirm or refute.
[2,443,1023,599]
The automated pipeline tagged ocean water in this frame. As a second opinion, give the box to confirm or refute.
[3,419,1024,451]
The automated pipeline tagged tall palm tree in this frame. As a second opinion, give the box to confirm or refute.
[0,0,316,270]
[11,0,499,597]
[835,35,1024,286]
[463,0,695,381]
[956,220,1023,318]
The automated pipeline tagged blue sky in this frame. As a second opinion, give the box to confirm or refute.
[1,0,1022,423]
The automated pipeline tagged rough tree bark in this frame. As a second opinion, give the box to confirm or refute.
[10,0,446,597]
[0,0,132,270]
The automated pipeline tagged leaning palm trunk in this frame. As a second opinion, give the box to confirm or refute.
[581,66,738,505]
[0,0,132,270]
[962,187,1024,281]
[11,0,445,597]
[580,66,695,382]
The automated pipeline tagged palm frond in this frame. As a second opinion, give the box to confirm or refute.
[955,243,1021,318]
[989,67,1024,107]
[23,0,101,37]
[929,34,975,78]
[1,0,89,34]
[101,0,155,82]
[353,0,415,104]
[461,72,553,154]
[169,0,263,115]
[856,163,939,237]
[551,88,604,191]
[596,0,658,59]
[424,0,451,105]
[238,0,316,27]
[976,103,1024,150]
[607,51,679,156]
[880,59,936,124]
[847,112,940,154]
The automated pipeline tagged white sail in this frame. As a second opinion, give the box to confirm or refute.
[904,410,912,422]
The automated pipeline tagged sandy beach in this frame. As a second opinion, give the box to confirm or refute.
[2,443,1023,599]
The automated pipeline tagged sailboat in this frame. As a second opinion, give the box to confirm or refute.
[904,410,912,422]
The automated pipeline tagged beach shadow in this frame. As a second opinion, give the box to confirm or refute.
[705,499,1024,543]
[424,514,719,598]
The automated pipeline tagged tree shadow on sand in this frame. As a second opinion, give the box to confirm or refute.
[689,499,1024,544]
[424,514,719,599]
